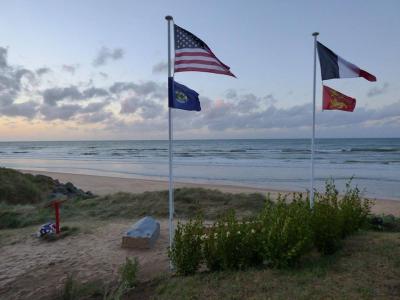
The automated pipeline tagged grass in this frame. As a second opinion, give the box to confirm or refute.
[134,231,400,299]
[41,225,80,241]
[0,167,93,206]
[0,168,50,204]
[0,187,266,229]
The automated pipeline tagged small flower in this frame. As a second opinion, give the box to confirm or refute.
[251,229,256,234]
[237,231,241,235]
[226,231,230,237]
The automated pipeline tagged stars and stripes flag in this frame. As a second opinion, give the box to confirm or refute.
[174,24,235,77]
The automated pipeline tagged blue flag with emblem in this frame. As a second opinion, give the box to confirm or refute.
[168,77,201,111]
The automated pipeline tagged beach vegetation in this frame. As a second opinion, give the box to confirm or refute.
[312,179,372,254]
[368,214,400,232]
[169,179,372,275]
[0,168,94,206]
[60,257,139,300]
[0,168,44,204]
[259,194,314,267]
[168,217,204,275]
[147,231,400,300]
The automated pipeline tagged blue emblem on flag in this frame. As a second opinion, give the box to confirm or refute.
[168,77,201,111]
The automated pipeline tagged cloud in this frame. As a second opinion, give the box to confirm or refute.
[40,104,82,120]
[0,45,399,138]
[62,64,79,74]
[109,82,137,94]
[152,61,168,74]
[42,86,82,105]
[42,86,109,105]
[225,89,237,99]
[109,80,166,99]
[263,94,278,104]
[36,67,51,76]
[78,111,114,123]
[0,47,40,118]
[82,87,109,98]
[0,101,38,118]
[93,47,124,67]
[80,100,110,113]
[120,95,164,119]
[367,82,389,97]
[0,47,8,69]
[99,72,108,79]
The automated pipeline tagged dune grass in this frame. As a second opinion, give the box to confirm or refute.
[0,187,266,229]
[0,168,52,204]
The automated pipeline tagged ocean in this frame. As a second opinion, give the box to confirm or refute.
[0,138,399,200]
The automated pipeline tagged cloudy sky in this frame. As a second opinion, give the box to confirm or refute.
[0,0,399,141]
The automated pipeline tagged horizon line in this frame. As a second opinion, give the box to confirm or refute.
[0,137,399,143]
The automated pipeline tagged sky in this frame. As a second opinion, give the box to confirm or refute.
[0,0,399,141]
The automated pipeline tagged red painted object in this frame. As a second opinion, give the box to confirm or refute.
[53,201,61,234]
[46,200,65,234]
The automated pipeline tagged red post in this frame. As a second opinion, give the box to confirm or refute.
[53,201,61,234]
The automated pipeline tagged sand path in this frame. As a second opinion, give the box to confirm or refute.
[0,220,169,300]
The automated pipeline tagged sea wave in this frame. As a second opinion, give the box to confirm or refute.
[342,147,400,153]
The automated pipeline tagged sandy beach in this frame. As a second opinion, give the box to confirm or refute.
[21,169,400,217]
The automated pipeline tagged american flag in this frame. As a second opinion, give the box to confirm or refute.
[174,24,235,77]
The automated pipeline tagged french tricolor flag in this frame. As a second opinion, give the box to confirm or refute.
[317,42,376,82]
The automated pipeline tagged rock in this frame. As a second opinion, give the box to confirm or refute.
[121,216,160,249]
[47,180,94,201]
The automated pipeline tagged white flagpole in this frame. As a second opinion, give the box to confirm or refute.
[165,15,174,268]
[310,32,319,209]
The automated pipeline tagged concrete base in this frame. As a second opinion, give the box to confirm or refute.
[121,216,160,249]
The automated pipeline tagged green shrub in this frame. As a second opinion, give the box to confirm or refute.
[60,275,103,300]
[312,200,343,255]
[312,180,343,255]
[203,211,263,271]
[339,180,372,237]
[259,194,314,267]
[169,180,372,275]
[119,257,139,289]
[312,179,372,255]
[367,214,400,232]
[169,217,203,275]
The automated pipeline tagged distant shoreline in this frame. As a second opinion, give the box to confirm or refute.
[20,169,400,216]
[1,137,400,143]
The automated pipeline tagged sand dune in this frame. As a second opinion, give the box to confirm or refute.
[21,169,400,216]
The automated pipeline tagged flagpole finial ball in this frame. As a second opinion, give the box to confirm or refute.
[165,16,173,21]
[312,32,319,36]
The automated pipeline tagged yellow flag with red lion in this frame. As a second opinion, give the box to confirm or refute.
[322,85,356,112]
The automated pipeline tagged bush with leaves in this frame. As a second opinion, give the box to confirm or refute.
[259,194,314,267]
[312,180,343,255]
[170,179,372,275]
[339,180,372,237]
[168,217,203,275]
[368,214,400,232]
[203,211,263,271]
